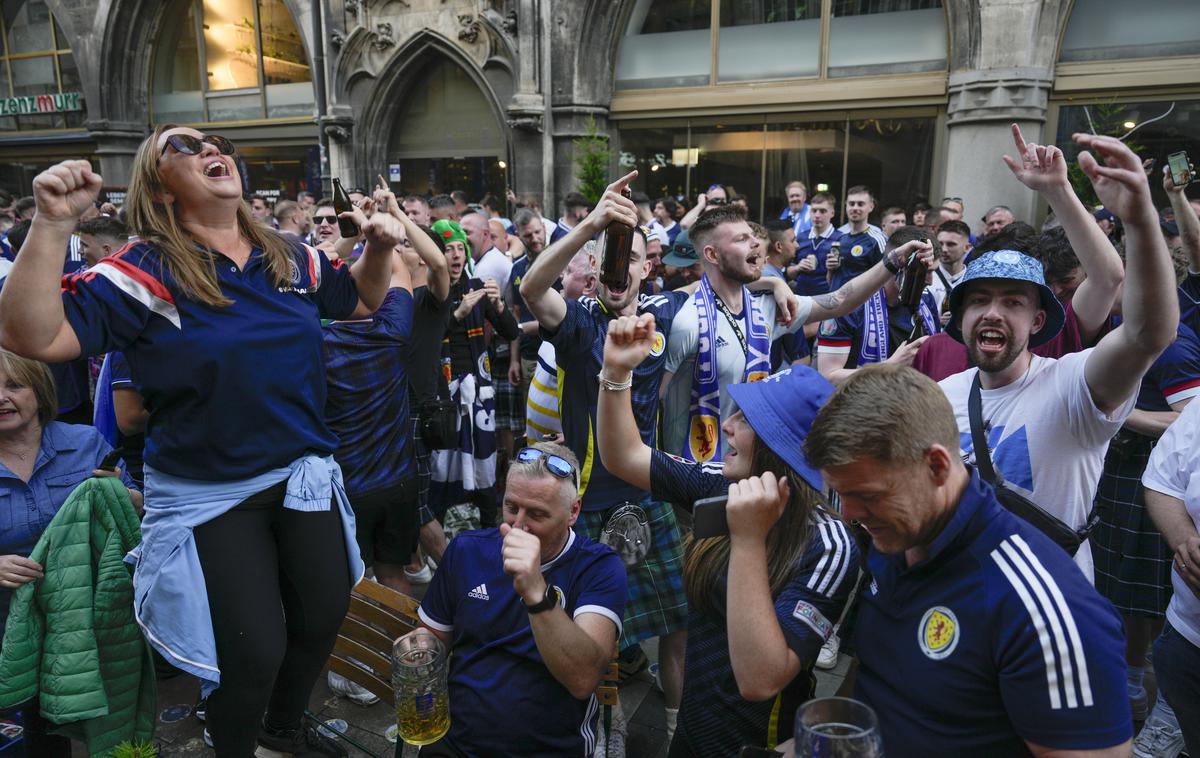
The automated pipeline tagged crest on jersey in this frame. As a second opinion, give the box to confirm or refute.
[918,606,959,660]
[650,331,666,357]
[850,244,865,258]
[689,416,719,462]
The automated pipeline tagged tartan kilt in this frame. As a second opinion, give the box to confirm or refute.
[1092,429,1173,617]
[575,499,688,647]
[492,376,520,432]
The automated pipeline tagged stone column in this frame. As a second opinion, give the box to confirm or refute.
[943,68,1054,232]
[87,122,146,187]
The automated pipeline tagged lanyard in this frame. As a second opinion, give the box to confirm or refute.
[712,292,749,356]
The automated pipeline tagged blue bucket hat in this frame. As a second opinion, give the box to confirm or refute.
[727,365,834,493]
[662,230,699,267]
[945,249,1066,349]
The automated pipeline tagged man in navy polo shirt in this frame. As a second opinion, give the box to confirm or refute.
[832,185,888,289]
[806,364,1131,757]
[791,191,842,297]
[413,442,626,757]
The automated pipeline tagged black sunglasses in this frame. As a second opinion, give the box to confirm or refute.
[160,133,236,157]
[515,447,579,488]
[313,214,339,225]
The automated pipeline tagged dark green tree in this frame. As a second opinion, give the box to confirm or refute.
[573,116,611,204]
[1064,100,1145,210]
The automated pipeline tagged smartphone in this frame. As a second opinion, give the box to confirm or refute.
[693,495,729,538]
[98,447,125,473]
[1168,151,1192,187]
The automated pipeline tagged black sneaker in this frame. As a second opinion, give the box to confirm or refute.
[194,696,207,722]
[258,720,348,758]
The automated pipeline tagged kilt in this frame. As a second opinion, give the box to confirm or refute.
[411,409,436,526]
[575,499,688,647]
[1092,429,1173,617]
[492,376,521,432]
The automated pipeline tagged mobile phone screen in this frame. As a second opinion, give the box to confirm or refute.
[1168,151,1191,186]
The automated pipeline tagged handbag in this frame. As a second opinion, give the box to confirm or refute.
[968,373,1097,556]
[420,372,460,450]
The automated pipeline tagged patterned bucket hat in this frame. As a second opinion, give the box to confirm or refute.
[945,249,1066,349]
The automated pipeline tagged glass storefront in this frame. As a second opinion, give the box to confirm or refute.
[617,111,936,224]
[151,0,314,124]
[1059,0,1200,62]
[0,0,87,131]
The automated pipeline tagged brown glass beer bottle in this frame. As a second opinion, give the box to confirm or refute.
[600,187,634,291]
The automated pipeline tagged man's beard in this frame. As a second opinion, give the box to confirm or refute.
[965,329,1027,374]
[718,256,759,285]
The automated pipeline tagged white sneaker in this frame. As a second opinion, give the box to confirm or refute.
[327,670,380,706]
[816,634,841,670]
[404,563,433,584]
[1132,712,1185,758]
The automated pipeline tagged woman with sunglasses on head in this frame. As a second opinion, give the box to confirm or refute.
[0,126,403,757]
[597,313,860,757]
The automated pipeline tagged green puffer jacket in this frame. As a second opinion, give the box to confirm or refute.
[0,475,156,756]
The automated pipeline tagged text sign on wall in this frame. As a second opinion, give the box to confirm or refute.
[0,92,83,116]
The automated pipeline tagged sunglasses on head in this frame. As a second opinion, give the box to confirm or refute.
[160,133,236,157]
[941,196,963,204]
[515,447,579,489]
[313,214,339,225]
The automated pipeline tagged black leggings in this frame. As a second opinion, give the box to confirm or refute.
[193,481,351,757]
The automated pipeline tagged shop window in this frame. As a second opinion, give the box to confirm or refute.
[619,112,936,223]
[616,0,945,90]
[0,0,85,131]
[1058,0,1200,62]
[151,0,314,123]
[616,0,713,90]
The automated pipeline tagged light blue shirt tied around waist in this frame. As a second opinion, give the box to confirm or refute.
[125,455,365,694]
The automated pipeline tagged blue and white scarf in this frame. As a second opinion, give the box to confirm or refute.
[859,288,940,365]
[686,273,771,462]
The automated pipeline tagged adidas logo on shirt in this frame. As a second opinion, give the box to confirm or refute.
[468,584,489,601]
[715,336,729,348]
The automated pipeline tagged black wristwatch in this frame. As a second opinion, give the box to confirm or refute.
[884,253,903,275]
[524,585,560,614]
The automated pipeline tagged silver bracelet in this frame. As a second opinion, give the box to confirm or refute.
[597,370,633,392]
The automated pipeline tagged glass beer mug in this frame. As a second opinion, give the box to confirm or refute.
[393,630,451,745]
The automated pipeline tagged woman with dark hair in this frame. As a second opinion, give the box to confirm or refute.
[597,314,859,757]
[0,126,400,757]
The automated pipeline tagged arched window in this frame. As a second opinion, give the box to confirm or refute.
[152,0,313,124]
[386,57,505,198]
[0,0,85,131]
[616,0,946,90]
[1058,0,1200,62]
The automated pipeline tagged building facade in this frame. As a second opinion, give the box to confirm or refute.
[5,0,1199,228]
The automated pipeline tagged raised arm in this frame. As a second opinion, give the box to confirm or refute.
[679,193,708,230]
[347,212,403,317]
[1163,159,1199,271]
[381,178,450,301]
[1079,134,1180,415]
[804,240,932,324]
[0,160,97,361]
[1002,124,1123,342]
[596,314,657,492]
[520,171,639,332]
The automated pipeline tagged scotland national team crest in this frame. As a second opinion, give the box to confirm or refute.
[918,606,959,660]
[689,415,719,462]
[850,244,865,258]
[650,331,666,357]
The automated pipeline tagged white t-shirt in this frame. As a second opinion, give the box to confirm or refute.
[926,266,967,315]
[1142,399,1200,649]
[662,290,813,457]
[473,248,513,293]
[939,350,1135,582]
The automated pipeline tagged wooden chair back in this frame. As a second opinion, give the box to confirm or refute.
[327,578,422,706]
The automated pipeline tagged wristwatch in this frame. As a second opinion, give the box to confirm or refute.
[523,585,560,614]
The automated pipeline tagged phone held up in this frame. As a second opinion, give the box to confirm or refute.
[693,494,730,539]
[1168,151,1192,187]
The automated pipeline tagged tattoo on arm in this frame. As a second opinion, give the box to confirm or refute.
[812,280,854,312]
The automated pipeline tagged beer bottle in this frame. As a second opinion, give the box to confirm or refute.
[900,243,930,342]
[600,187,634,291]
[332,178,360,239]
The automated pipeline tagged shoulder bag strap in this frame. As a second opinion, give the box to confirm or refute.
[968,371,999,485]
